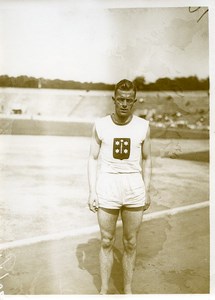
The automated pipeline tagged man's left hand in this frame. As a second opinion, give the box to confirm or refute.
[143,193,151,211]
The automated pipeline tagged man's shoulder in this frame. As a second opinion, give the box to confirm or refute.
[133,115,149,125]
[95,115,111,126]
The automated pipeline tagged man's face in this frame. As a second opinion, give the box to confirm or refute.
[113,89,136,118]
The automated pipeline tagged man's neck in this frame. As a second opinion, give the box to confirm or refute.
[111,113,133,125]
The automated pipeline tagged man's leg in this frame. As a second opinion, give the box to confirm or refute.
[97,207,119,294]
[121,206,144,294]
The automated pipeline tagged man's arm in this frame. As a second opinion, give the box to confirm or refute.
[141,126,152,211]
[87,124,101,213]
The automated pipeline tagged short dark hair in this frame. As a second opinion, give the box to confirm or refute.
[114,79,136,97]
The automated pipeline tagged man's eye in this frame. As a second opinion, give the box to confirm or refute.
[117,98,133,102]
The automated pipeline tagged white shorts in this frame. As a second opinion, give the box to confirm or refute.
[96,172,146,209]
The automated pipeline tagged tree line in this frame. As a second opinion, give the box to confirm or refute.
[0,75,209,91]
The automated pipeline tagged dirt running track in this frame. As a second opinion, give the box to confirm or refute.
[1,207,209,294]
[0,135,210,295]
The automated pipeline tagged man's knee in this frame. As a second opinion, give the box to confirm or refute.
[123,237,137,253]
[101,236,114,250]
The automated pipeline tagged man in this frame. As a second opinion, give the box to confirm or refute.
[87,79,151,294]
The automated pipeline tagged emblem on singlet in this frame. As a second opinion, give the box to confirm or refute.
[113,138,130,160]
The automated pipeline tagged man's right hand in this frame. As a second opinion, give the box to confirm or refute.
[88,193,99,213]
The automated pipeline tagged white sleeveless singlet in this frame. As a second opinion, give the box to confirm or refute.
[95,115,149,174]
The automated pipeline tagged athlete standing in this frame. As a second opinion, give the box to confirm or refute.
[88,79,151,294]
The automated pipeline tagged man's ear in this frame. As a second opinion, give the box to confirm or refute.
[131,99,137,108]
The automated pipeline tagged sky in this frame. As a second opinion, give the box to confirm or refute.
[0,0,211,84]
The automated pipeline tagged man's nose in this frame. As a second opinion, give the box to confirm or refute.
[122,99,128,106]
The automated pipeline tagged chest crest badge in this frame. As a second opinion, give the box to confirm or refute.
[113,138,130,160]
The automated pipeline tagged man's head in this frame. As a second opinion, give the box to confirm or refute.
[114,79,137,99]
[112,79,137,119]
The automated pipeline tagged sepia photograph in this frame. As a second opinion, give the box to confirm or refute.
[0,0,214,297]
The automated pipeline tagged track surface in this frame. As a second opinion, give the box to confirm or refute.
[0,135,210,294]
[1,207,209,294]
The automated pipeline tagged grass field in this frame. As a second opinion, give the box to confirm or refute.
[0,88,209,123]
[0,88,209,141]
[0,116,209,139]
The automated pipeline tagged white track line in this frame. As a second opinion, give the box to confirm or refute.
[0,201,209,251]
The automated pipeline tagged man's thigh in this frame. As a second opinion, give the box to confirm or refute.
[97,208,119,238]
[121,207,144,239]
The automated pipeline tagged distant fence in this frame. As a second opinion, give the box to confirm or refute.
[0,117,209,139]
